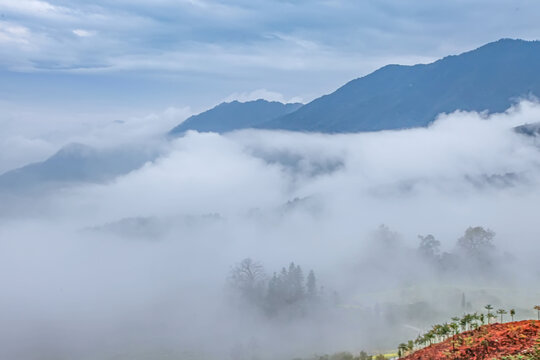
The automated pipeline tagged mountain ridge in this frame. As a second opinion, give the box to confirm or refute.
[169,38,540,134]
[169,99,302,135]
[262,38,540,132]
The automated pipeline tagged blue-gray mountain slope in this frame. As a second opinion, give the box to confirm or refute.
[169,99,302,135]
[0,143,156,194]
[262,39,540,132]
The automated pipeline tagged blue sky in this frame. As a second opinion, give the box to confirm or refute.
[1,0,540,116]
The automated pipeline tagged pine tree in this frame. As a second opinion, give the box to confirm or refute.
[306,270,317,299]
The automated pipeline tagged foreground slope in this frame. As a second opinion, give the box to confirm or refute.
[169,99,302,135]
[264,38,540,132]
[403,321,540,360]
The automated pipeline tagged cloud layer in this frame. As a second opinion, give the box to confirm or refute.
[2,101,540,359]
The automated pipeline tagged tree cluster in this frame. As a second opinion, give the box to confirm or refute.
[229,258,321,317]
[416,226,498,276]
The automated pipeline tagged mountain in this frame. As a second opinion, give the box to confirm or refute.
[261,38,540,132]
[0,143,156,194]
[515,122,540,136]
[169,99,303,135]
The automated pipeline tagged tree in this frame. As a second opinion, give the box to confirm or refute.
[358,351,371,360]
[534,305,540,320]
[485,305,494,324]
[496,309,507,323]
[510,309,516,322]
[306,270,317,299]
[292,263,305,301]
[462,313,475,331]
[230,258,266,304]
[424,331,435,345]
[457,227,495,262]
[450,322,459,336]
[398,343,407,358]
[418,234,441,260]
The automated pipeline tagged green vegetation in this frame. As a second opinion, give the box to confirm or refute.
[486,305,494,324]
[498,309,508,323]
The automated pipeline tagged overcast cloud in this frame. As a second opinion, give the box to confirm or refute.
[1,0,540,113]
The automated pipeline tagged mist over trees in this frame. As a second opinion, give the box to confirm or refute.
[413,226,501,279]
[229,259,323,318]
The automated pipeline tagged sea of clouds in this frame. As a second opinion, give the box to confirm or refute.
[1,101,540,359]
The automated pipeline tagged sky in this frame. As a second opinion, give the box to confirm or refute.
[1,0,540,115]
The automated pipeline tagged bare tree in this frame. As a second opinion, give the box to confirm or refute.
[229,258,267,304]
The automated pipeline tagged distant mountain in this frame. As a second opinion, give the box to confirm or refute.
[515,122,540,136]
[0,143,156,194]
[261,38,540,132]
[169,99,302,135]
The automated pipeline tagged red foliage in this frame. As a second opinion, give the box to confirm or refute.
[402,320,540,360]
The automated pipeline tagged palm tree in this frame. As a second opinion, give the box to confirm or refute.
[460,317,468,332]
[450,322,459,336]
[425,331,435,346]
[488,312,497,324]
[479,313,485,325]
[464,313,475,330]
[414,335,425,349]
[398,343,407,358]
[441,323,451,339]
[497,309,507,323]
[534,305,540,320]
[510,309,516,322]
[485,305,494,324]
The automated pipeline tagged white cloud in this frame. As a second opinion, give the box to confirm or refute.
[0,0,70,18]
[72,29,96,37]
[0,21,31,45]
[222,89,303,104]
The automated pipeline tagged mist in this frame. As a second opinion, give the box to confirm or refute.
[2,101,540,360]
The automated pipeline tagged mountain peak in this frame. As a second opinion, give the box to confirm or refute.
[169,99,302,135]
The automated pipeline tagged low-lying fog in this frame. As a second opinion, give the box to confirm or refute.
[1,101,540,360]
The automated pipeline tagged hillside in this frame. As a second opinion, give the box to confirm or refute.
[0,143,156,193]
[262,38,540,132]
[402,321,540,360]
[169,99,302,135]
